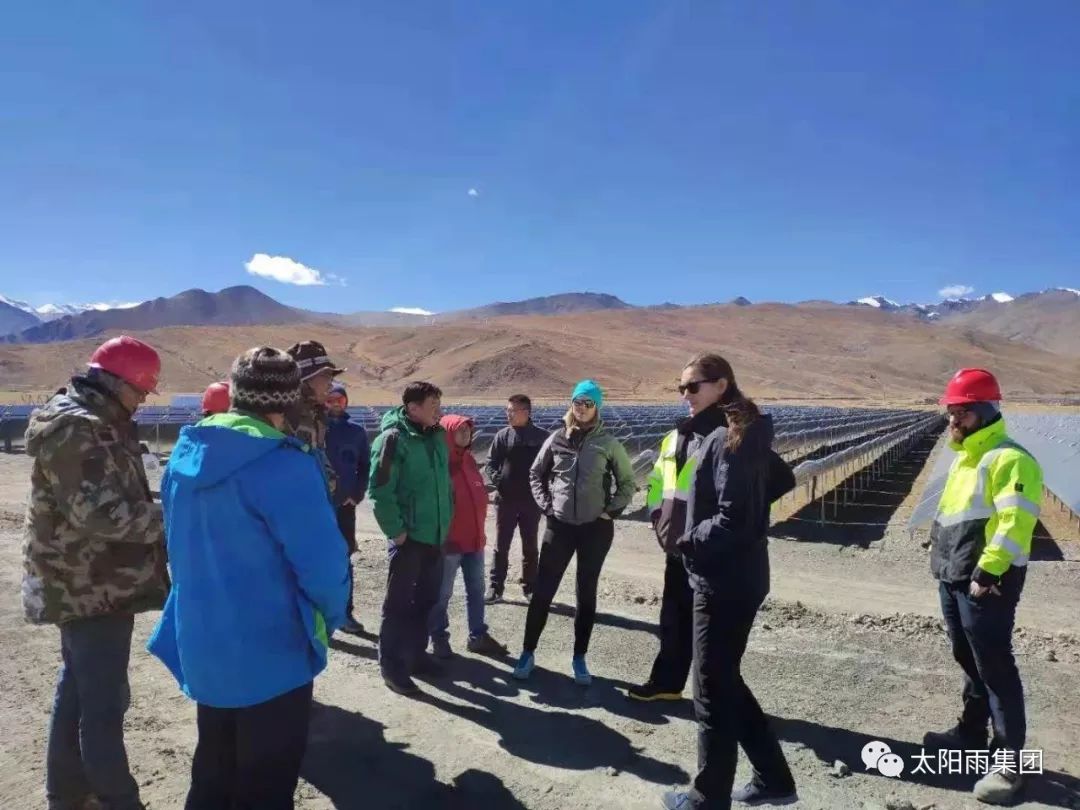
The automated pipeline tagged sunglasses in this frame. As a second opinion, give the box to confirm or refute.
[572,398,597,409]
[678,378,720,395]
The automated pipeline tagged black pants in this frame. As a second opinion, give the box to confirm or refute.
[490,496,541,594]
[690,590,794,808]
[647,553,694,692]
[335,505,357,618]
[938,569,1026,750]
[379,539,443,678]
[186,682,314,810]
[523,517,614,657]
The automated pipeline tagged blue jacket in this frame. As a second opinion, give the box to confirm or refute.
[147,412,349,709]
[325,412,370,507]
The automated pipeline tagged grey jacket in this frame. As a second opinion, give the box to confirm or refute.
[529,421,636,525]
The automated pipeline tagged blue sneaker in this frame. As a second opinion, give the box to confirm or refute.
[572,655,592,686]
[513,651,535,680]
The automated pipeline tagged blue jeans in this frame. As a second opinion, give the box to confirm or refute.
[46,613,144,810]
[429,551,488,642]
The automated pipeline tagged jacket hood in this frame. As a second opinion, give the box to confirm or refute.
[168,412,295,490]
[744,412,775,451]
[25,376,133,458]
[440,414,475,464]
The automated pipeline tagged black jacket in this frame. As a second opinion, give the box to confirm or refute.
[484,421,549,502]
[677,413,795,603]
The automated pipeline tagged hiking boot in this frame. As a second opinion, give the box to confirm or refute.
[627,681,684,702]
[340,616,365,636]
[924,721,989,750]
[512,651,535,680]
[572,655,592,686]
[431,637,454,659]
[660,791,698,809]
[731,775,798,806]
[522,584,534,602]
[974,770,1023,805]
[467,633,509,656]
[383,672,420,696]
[485,586,503,604]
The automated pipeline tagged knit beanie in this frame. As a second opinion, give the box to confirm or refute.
[571,379,604,409]
[230,347,301,415]
[328,382,348,403]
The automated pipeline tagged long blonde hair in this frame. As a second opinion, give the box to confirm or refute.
[562,406,598,436]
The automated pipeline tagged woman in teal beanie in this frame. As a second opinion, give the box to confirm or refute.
[515,379,636,685]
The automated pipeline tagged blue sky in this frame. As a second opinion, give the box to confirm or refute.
[2,1,1078,313]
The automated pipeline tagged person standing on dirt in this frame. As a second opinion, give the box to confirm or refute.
[368,381,452,696]
[428,414,509,659]
[22,335,169,810]
[925,368,1043,806]
[484,393,548,603]
[147,346,348,810]
[325,382,370,636]
[285,340,345,495]
[512,380,636,686]
[200,380,230,417]
[661,355,798,810]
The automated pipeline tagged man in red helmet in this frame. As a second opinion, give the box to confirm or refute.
[925,368,1043,806]
[201,381,230,417]
[22,335,169,810]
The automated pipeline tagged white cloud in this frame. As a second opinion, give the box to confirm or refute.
[938,284,975,299]
[244,253,342,286]
[467,188,479,197]
[390,307,435,316]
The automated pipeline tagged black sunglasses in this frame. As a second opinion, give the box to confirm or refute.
[572,398,597,409]
[678,378,720,395]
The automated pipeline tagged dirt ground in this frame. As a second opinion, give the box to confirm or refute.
[1,440,1079,810]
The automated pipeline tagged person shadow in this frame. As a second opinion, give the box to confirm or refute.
[302,700,528,809]
[412,655,689,786]
[772,715,1080,808]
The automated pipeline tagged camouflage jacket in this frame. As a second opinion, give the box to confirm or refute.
[288,397,337,498]
[21,377,169,625]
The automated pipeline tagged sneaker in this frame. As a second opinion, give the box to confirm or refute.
[660,791,698,809]
[467,633,509,656]
[431,637,454,659]
[512,651,535,680]
[572,655,592,686]
[627,681,684,702]
[340,616,365,636]
[731,776,798,806]
[924,721,989,750]
[383,672,420,696]
[973,770,1023,805]
[485,586,503,605]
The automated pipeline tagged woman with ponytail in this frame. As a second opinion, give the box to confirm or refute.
[661,355,799,810]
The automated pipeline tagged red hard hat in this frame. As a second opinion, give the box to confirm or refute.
[940,368,1002,405]
[201,381,231,414]
[88,336,161,394]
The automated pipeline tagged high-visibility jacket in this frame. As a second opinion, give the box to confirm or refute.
[646,428,701,553]
[930,417,1042,585]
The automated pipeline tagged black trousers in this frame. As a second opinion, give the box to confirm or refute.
[335,505,357,617]
[379,539,444,678]
[490,496,541,593]
[186,682,314,810]
[647,553,694,692]
[938,569,1026,751]
[523,517,613,657]
[690,590,794,808]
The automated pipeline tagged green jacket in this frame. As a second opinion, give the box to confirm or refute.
[366,407,452,546]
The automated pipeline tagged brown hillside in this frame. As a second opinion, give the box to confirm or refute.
[1,303,1078,404]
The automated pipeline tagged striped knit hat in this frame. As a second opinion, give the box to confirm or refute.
[230,347,301,415]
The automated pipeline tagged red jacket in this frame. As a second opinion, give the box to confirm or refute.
[440,415,488,554]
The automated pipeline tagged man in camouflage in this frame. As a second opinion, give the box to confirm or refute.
[286,340,346,497]
[23,335,169,810]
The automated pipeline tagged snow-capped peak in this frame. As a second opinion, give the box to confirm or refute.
[1054,287,1080,296]
[989,292,1014,303]
[0,296,143,323]
[855,295,900,309]
[0,294,36,314]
